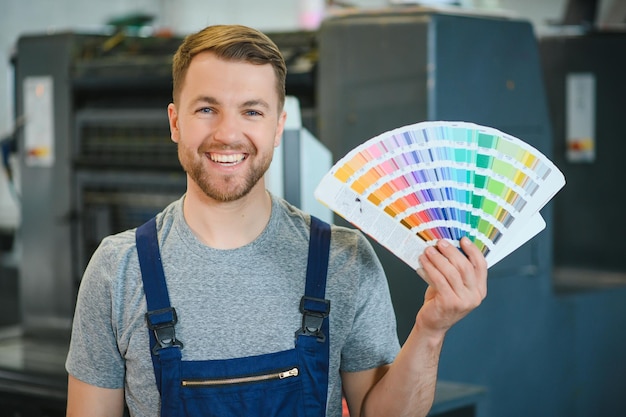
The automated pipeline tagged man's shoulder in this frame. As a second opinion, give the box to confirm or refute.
[89,229,139,274]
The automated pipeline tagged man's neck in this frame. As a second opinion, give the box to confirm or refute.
[182,183,273,249]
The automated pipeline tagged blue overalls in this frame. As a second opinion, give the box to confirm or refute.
[135,216,332,417]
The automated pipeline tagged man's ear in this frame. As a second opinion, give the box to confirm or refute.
[274,110,287,148]
[168,103,179,143]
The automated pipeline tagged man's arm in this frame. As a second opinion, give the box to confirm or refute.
[66,375,125,417]
[344,237,487,417]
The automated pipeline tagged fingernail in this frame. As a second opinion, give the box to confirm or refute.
[438,239,450,248]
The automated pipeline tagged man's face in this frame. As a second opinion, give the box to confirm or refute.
[168,51,286,202]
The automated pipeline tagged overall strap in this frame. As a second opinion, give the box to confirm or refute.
[296,215,332,417]
[135,217,183,394]
[296,215,332,341]
[305,216,331,299]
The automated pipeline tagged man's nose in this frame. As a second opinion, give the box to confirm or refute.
[213,112,239,143]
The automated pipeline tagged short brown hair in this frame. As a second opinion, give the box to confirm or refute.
[172,25,287,110]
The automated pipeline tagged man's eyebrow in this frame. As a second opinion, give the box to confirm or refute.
[193,96,219,105]
[190,96,271,110]
[241,99,271,109]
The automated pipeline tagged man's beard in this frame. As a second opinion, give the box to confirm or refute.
[178,143,272,202]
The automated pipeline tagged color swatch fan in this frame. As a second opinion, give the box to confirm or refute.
[314,121,566,269]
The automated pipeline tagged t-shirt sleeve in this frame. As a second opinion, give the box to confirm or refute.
[339,231,401,373]
[65,237,127,389]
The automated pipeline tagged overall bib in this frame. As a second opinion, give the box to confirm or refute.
[135,216,332,417]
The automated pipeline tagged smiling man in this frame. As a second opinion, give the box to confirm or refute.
[171,52,284,205]
[65,24,487,417]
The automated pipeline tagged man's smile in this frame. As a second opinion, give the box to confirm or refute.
[208,152,247,165]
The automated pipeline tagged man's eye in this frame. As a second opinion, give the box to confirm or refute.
[198,107,213,114]
[246,110,262,117]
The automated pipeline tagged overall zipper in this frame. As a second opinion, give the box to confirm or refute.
[181,367,299,387]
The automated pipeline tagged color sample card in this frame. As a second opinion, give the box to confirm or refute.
[315,121,566,269]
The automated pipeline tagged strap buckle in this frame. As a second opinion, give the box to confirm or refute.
[295,296,330,342]
[145,307,184,355]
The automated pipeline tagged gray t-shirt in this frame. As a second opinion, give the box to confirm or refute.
[66,194,400,417]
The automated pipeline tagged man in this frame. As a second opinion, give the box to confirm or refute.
[66,24,487,417]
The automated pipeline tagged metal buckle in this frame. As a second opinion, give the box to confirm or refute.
[145,307,184,355]
[295,296,330,342]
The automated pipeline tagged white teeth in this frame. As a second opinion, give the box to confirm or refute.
[209,153,245,164]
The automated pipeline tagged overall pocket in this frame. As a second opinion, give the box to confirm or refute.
[178,351,306,417]
[182,366,299,388]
